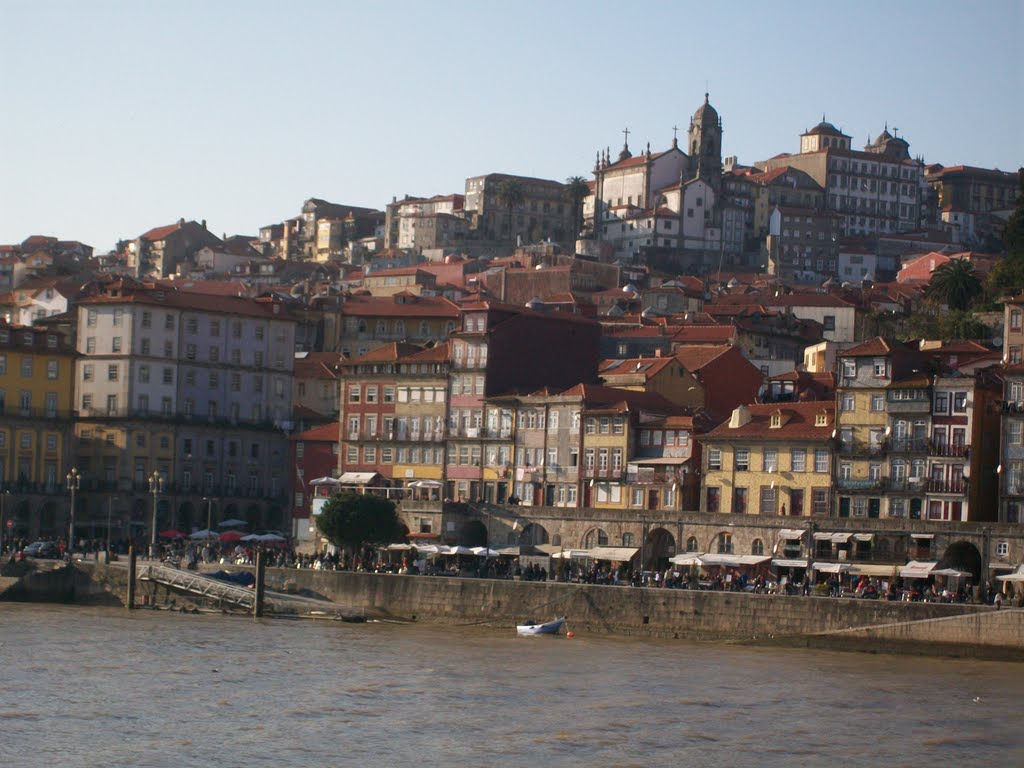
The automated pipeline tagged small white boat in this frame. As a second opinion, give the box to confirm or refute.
[516,616,566,636]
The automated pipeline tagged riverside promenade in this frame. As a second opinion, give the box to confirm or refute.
[5,560,1020,660]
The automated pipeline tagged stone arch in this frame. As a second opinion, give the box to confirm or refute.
[751,538,764,556]
[685,535,699,552]
[518,522,548,547]
[938,540,982,582]
[551,534,562,547]
[459,519,488,547]
[714,530,734,554]
[645,527,676,569]
[582,527,609,549]
[246,504,262,530]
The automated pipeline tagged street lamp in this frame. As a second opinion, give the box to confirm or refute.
[106,496,115,558]
[66,468,80,555]
[149,470,164,559]
[0,489,10,555]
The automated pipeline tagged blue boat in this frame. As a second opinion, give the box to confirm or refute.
[516,616,567,636]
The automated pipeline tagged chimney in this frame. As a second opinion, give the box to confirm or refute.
[728,405,751,429]
[654,348,662,358]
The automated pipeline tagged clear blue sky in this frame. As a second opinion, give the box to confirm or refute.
[1,0,1021,251]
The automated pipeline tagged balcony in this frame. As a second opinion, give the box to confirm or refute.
[928,440,968,458]
[886,477,927,493]
[75,408,282,432]
[887,437,929,454]
[925,478,968,495]
[886,399,930,414]
[837,441,886,457]
[583,467,625,481]
[0,405,73,421]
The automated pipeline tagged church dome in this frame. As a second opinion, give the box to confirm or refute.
[875,128,894,144]
[806,119,842,136]
[692,93,718,124]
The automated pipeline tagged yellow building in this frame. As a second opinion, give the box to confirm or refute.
[701,402,835,519]
[0,323,75,539]
[598,354,704,409]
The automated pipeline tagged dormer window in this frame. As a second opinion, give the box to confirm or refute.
[770,413,782,429]
[815,412,828,427]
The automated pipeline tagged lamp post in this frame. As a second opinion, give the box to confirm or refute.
[149,470,164,559]
[0,489,9,555]
[106,496,114,558]
[66,468,80,555]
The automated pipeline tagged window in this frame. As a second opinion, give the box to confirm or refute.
[934,392,949,414]
[791,449,806,472]
[348,386,361,403]
[735,449,749,471]
[20,357,32,377]
[823,315,836,331]
[706,487,720,513]
[733,488,747,514]
[952,392,967,414]
[814,449,829,473]
[141,311,151,328]
[186,318,198,334]
[82,363,93,381]
[871,395,885,412]
[707,448,722,471]
[716,532,734,553]
[842,359,856,378]
[841,394,855,412]
[86,309,97,327]
[46,360,58,380]
[165,314,175,330]
[763,449,778,472]
[86,337,95,353]
[760,486,777,514]
[162,367,173,384]
[751,539,764,556]
[107,364,118,381]
[873,358,888,378]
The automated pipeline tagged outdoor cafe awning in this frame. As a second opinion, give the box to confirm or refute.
[899,560,938,579]
[910,533,935,540]
[777,529,805,541]
[309,476,343,486]
[814,532,853,543]
[550,549,591,559]
[812,562,851,574]
[699,554,771,567]
[588,546,640,562]
[996,566,1024,582]
[848,564,899,577]
[338,472,378,484]
[408,479,443,488]
[771,558,808,569]
[670,553,704,566]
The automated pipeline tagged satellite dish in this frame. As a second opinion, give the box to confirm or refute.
[993,336,1004,348]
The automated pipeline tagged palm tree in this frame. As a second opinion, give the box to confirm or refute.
[563,176,590,240]
[925,258,983,311]
[496,179,525,242]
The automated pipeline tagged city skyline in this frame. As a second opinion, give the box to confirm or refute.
[1,0,1021,251]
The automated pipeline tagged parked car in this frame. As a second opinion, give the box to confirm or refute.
[23,541,59,559]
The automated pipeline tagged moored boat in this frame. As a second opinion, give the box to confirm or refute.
[516,616,566,636]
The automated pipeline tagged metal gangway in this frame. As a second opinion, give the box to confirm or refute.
[137,563,255,609]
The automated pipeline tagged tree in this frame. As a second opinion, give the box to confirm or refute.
[925,258,982,311]
[1003,168,1024,258]
[496,179,525,242]
[563,175,590,241]
[315,491,404,555]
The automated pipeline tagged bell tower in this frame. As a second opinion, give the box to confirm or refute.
[687,92,722,193]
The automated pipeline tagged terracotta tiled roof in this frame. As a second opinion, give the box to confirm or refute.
[293,352,343,379]
[141,223,181,241]
[339,295,460,318]
[841,337,894,357]
[78,287,290,320]
[290,422,341,442]
[704,401,835,441]
[671,326,736,344]
[674,344,731,371]
[599,356,677,380]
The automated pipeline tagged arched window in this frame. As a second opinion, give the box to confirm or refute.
[751,538,764,556]
[551,534,562,547]
[716,532,733,554]
[686,536,699,552]
[357,320,367,333]
[622,532,635,547]
[583,528,609,549]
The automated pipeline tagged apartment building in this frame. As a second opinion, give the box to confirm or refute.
[700,402,834,518]
[0,323,75,540]
[73,286,295,534]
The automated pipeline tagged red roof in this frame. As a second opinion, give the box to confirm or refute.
[141,223,181,241]
[290,422,341,442]
[674,344,731,372]
[841,337,895,357]
[599,356,678,380]
[671,325,736,344]
[704,401,835,441]
[339,294,460,319]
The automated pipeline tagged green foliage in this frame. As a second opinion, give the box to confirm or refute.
[901,306,988,341]
[315,492,404,552]
[1003,169,1024,258]
[924,258,982,311]
[563,175,590,239]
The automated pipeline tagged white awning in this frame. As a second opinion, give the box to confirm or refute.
[778,529,805,541]
[853,533,875,542]
[338,472,378,484]
[848,563,899,577]
[813,531,852,543]
[900,560,938,579]
[670,553,704,566]
[699,554,771,567]
[931,568,971,577]
[309,476,343,486]
[550,549,591,559]
[588,546,639,562]
[632,457,688,465]
[996,566,1024,582]
[989,562,1017,571]
[910,533,935,540]
[385,543,415,551]
[408,479,443,488]
[812,562,852,574]
[772,558,808,569]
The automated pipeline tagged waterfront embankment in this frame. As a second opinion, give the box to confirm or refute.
[3,562,1021,659]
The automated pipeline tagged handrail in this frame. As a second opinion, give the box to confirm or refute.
[137,563,255,608]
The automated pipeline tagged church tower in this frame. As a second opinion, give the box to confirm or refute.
[687,93,722,193]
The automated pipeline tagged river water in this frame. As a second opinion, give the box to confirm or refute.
[0,604,1021,767]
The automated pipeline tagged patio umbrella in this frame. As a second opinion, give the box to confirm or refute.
[218,518,248,529]
[220,530,245,543]
[159,529,187,539]
[189,529,219,540]
[446,545,473,556]
[240,533,262,542]
[257,533,287,543]
[469,546,501,557]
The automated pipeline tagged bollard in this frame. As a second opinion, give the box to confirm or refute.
[127,547,137,610]
[253,550,266,618]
